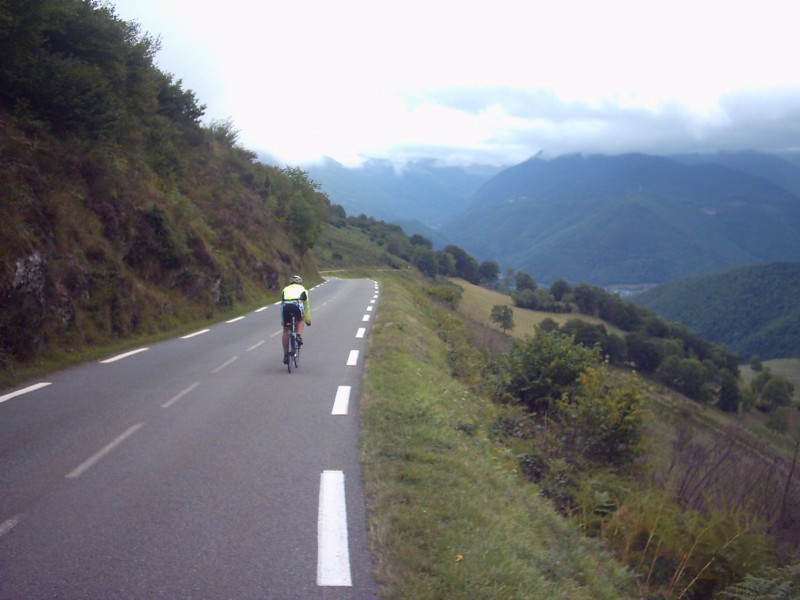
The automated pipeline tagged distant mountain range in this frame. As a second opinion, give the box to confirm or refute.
[306,150,800,287]
[633,261,800,360]
[306,157,502,234]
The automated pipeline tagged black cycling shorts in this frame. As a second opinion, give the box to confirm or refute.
[282,302,303,326]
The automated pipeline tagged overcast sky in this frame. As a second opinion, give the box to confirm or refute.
[111,0,800,167]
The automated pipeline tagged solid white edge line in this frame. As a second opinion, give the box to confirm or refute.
[317,470,352,587]
[162,382,200,409]
[99,348,149,364]
[226,316,245,323]
[356,328,366,339]
[332,386,351,415]
[0,514,23,539]
[181,329,210,339]
[346,350,359,366]
[66,423,144,479]
[0,382,51,404]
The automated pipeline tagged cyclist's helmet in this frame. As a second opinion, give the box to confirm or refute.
[290,274,303,284]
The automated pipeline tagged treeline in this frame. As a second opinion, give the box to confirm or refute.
[330,213,502,283]
[1,0,330,369]
[511,276,800,423]
[331,213,797,424]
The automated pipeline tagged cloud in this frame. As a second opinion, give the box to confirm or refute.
[111,0,800,167]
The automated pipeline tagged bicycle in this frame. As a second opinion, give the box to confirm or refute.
[286,315,300,373]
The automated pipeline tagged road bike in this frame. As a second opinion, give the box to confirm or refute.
[286,315,300,373]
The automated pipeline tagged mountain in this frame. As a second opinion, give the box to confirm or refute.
[441,153,800,286]
[306,157,502,229]
[673,150,800,197]
[633,262,800,360]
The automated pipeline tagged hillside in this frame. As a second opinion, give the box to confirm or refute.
[306,156,501,229]
[0,1,328,376]
[634,261,800,360]
[441,153,800,286]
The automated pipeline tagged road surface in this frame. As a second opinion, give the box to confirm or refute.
[0,277,379,599]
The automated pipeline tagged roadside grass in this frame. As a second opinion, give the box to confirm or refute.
[451,278,625,339]
[360,271,635,599]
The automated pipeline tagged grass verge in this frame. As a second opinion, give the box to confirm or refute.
[360,271,635,598]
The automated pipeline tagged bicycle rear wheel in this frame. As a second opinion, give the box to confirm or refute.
[287,334,295,373]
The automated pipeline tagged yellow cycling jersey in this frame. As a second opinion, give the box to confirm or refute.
[282,283,310,318]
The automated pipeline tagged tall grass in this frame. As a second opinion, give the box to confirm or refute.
[360,272,635,598]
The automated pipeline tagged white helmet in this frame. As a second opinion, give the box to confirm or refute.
[290,274,303,284]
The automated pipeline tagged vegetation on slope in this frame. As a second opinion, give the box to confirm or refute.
[0,1,330,380]
[362,271,800,598]
[634,262,800,361]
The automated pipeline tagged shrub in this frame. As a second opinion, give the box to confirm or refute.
[494,329,599,413]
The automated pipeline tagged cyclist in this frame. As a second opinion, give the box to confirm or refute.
[281,274,311,364]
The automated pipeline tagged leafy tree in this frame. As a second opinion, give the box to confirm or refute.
[435,250,456,276]
[490,304,514,332]
[761,376,794,411]
[443,245,479,283]
[573,282,601,315]
[410,234,432,248]
[550,278,571,301]
[515,271,537,292]
[411,246,438,278]
[561,319,608,350]
[658,356,710,401]
[478,260,500,287]
[512,288,536,309]
[718,369,742,413]
[625,332,663,372]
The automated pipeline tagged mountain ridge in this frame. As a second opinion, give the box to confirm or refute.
[441,152,800,285]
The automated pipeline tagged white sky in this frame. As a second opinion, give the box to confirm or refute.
[111,0,800,167]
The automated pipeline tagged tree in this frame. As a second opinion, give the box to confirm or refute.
[411,246,438,278]
[658,356,709,401]
[573,282,601,315]
[478,260,500,287]
[443,245,479,283]
[625,332,663,372]
[490,305,514,332]
[717,369,742,413]
[550,278,571,301]
[515,271,537,292]
[410,234,433,248]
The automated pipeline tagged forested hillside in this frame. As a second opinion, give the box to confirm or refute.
[0,1,329,373]
[634,261,800,360]
[442,153,800,286]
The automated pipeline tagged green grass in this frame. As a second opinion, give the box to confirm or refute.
[360,271,635,598]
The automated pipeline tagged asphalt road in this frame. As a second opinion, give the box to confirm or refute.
[0,277,379,599]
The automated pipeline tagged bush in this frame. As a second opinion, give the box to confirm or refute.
[494,329,599,413]
[557,368,645,466]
